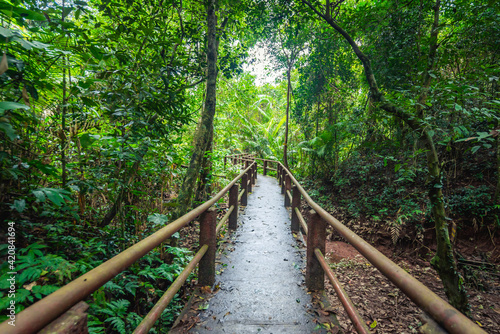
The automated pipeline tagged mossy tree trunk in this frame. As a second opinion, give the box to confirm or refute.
[172,0,218,220]
[195,127,214,205]
[302,0,470,313]
[284,67,291,169]
[495,120,500,204]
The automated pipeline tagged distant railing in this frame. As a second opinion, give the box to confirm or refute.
[0,161,257,334]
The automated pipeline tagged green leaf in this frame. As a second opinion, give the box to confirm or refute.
[31,285,59,298]
[29,160,59,177]
[26,85,39,101]
[31,188,72,206]
[370,320,378,328]
[44,189,67,206]
[18,267,42,285]
[62,7,74,17]
[477,132,490,140]
[0,101,29,111]
[79,133,98,148]
[147,213,169,225]
[0,3,46,21]
[0,121,17,140]
[14,289,31,303]
[198,303,209,310]
[32,189,46,202]
[12,199,25,213]
[0,26,14,38]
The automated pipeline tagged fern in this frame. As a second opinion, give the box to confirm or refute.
[18,267,42,285]
[154,263,176,282]
[103,281,125,296]
[126,312,143,329]
[123,280,139,296]
[31,285,59,299]
[391,224,401,245]
[14,289,31,303]
[105,316,126,334]
[99,299,130,334]
[107,299,130,315]
[87,319,105,334]
[19,243,46,258]
[138,266,157,281]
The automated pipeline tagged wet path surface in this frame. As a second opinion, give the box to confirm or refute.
[190,175,317,333]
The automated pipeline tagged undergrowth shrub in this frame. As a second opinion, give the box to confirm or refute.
[0,219,194,333]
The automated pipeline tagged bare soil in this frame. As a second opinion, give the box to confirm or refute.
[322,240,500,333]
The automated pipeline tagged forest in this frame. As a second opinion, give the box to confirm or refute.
[0,0,499,333]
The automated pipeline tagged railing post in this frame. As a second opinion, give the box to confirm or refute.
[263,160,267,176]
[247,169,253,193]
[284,174,291,207]
[281,169,286,194]
[224,156,227,169]
[252,163,256,184]
[245,160,249,169]
[291,185,300,232]
[306,210,326,291]
[229,184,238,230]
[241,173,248,206]
[254,162,258,180]
[199,209,217,287]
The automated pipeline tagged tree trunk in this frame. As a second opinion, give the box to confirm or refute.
[195,127,214,205]
[416,0,468,312]
[61,1,67,188]
[301,0,469,313]
[283,68,291,169]
[415,1,468,313]
[172,0,218,220]
[99,144,148,227]
[425,131,469,312]
[495,122,500,204]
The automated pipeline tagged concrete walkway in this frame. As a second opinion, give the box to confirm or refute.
[190,175,318,333]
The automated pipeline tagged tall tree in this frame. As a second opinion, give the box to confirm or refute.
[264,8,308,168]
[173,0,219,219]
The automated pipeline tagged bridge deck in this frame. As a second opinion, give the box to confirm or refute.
[190,175,320,333]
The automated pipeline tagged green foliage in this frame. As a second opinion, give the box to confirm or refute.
[447,186,495,219]
[0,0,499,330]
[0,244,75,323]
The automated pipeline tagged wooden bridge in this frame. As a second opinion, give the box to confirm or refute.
[0,154,486,333]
